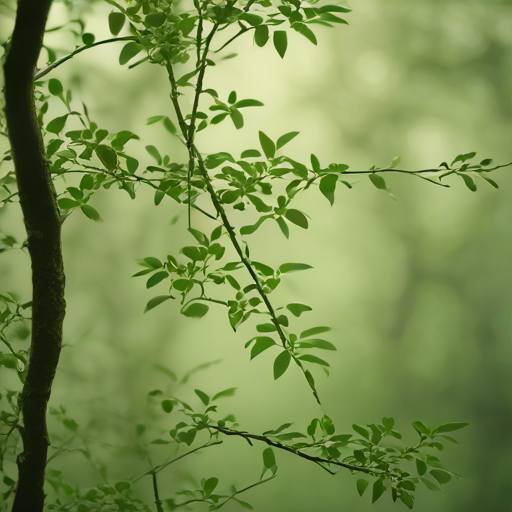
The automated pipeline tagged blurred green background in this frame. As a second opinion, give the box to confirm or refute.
[1,0,512,510]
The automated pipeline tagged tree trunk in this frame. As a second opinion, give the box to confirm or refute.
[3,1,66,511]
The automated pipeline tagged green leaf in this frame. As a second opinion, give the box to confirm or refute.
[82,33,95,45]
[416,459,427,475]
[247,194,272,213]
[300,326,331,338]
[298,338,336,350]
[252,261,274,276]
[234,99,264,108]
[79,174,94,190]
[263,447,276,468]
[372,479,386,503]
[172,279,190,291]
[240,215,272,235]
[273,30,287,58]
[412,421,430,435]
[352,424,370,439]
[241,13,263,25]
[58,198,79,210]
[230,108,244,129]
[298,354,329,367]
[293,22,317,45]
[119,42,143,65]
[276,131,299,150]
[276,217,289,239]
[451,151,476,165]
[194,389,210,405]
[459,173,477,191]
[319,174,337,206]
[482,176,499,189]
[48,78,63,96]
[144,295,172,313]
[369,174,387,190]
[318,5,352,13]
[146,145,162,164]
[115,481,131,493]
[285,209,308,229]
[212,387,237,401]
[241,149,261,158]
[420,477,442,493]
[47,115,68,134]
[263,423,293,436]
[108,12,125,35]
[80,204,103,222]
[286,303,312,317]
[279,262,312,274]
[161,399,174,413]
[430,469,451,484]
[203,477,218,497]
[356,479,369,497]
[322,415,335,435]
[273,350,291,379]
[254,25,270,47]
[400,492,414,509]
[228,91,237,104]
[144,257,162,268]
[146,271,168,288]
[251,337,276,359]
[259,131,276,159]
[182,303,209,318]
[433,422,469,434]
[145,12,166,27]
[95,144,118,170]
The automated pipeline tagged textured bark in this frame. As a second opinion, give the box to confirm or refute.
[3,1,65,511]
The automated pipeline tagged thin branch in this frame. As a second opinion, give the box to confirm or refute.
[34,36,138,80]
[152,472,164,512]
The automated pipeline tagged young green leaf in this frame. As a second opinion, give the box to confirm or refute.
[146,271,168,289]
[276,131,299,150]
[194,389,210,405]
[293,23,317,45]
[430,469,451,484]
[145,12,166,28]
[146,145,162,165]
[298,339,336,350]
[161,399,174,413]
[80,204,103,222]
[203,477,219,497]
[276,217,289,239]
[298,354,329,367]
[255,25,270,47]
[356,479,369,497]
[279,262,312,274]
[433,422,469,434]
[273,31,288,58]
[47,115,68,134]
[459,173,477,191]
[119,42,143,65]
[273,350,291,379]
[416,459,427,476]
[372,479,386,503]
[319,174,337,206]
[144,295,172,313]
[95,145,118,170]
[48,78,63,96]
[259,131,276,159]
[212,387,237,401]
[286,303,312,317]
[369,174,387,190]
[412,421,430,435]
[182,303,209,318]
[108,12,125,36]
[285,209,308,229]
[250,337,276,359]
[263,447,276,468]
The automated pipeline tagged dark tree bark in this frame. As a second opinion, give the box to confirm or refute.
[3,1,66,511]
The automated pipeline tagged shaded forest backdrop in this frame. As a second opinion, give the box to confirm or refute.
[1,0,511,510]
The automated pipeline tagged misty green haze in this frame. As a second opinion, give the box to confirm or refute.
[1,0,511,510]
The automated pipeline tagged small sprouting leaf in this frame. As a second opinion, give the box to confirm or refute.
[145,12,166,27]
[144,296,172,313]
[412,421,430,435]
[47,115,68,134]
[459,173,477,191]
[82,33,95,45]
[259,131,276,159]
[273,350,291,379]
[293,22,317,45]
[451,151,476,165]
[369,174,386,190]
[194,389,210,406]
[416,459,427,475]
[433,422,469,434]
[276,131,300,150]
[263,447,276,468]
[250,337,276,359]
[285,209,308,229]
[286,303,312,317]
[108,12,125,36]
[146,145,162,165]
[389,156,401,168]
[146,271,168,288]
[58,198,79,210]
[273,30,288,58]
[203,477,219,497]
[48,78,63,96]
[430,469,451,485]
[319,174,337,206]
[279,262,312,273]
[182,303,209,318]
[352,424,370,439]
[80,204,102,222]
[372,479,385,503]
[298,354,329,367]
[356,479,369,497]
[95,144,117,170]
[161,400,174,413]
[212,387,237,401]
[119,42,143,65]
[254,25,269,47]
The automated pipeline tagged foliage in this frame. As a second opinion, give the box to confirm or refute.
[0,0,510,509]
